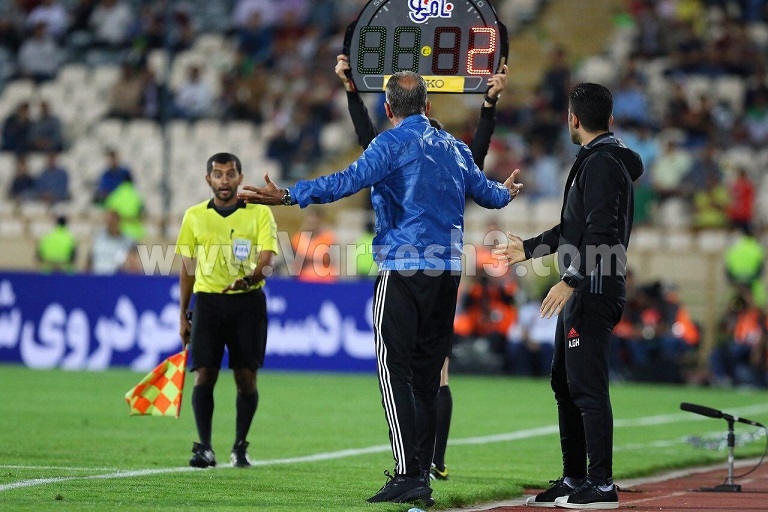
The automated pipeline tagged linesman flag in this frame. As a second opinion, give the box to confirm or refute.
[125,349,187,418]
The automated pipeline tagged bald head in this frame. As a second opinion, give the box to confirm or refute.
[385,71,428,119]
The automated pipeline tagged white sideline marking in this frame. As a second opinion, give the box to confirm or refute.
[3,405,768,493]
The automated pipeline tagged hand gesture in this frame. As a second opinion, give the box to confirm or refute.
[237,174,285,205]
[487,64,508,99]
[502,168,523,198]
[222,277,251,293]
[492,231,526,267]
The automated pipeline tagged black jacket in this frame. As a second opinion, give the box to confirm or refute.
[523,133,644,299]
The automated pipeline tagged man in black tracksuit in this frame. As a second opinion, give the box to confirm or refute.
[495,83,643,509]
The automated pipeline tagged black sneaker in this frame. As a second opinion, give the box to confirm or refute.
[189,442,216,468]
[553,479,619,509]
[526,478,578,507]
[366,470,433,503]
[230,440,252,468]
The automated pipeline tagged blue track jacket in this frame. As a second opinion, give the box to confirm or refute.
[290,114,513,272]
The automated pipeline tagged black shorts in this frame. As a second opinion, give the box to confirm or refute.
[189,289,267,371]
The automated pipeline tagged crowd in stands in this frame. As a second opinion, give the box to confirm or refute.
[3,0,768,382]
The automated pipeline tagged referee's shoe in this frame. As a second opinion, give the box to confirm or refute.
[367,470,432,503]
[230,440,252,468]
[189,442,216,468]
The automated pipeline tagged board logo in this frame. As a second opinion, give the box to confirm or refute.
[409,0,454,24]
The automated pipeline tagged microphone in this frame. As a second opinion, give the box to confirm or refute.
[680,402,765,428]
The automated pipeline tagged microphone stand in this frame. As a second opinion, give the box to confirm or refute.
[697,417,741,492]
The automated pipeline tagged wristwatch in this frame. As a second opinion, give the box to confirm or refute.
[280,188,293,206]
[561,273,579,288]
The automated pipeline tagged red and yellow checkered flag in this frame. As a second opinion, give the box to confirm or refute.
[125,349,187,418]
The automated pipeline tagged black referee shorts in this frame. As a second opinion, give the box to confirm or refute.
[189,289,268,371]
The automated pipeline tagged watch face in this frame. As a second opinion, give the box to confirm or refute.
[344,0,508,93]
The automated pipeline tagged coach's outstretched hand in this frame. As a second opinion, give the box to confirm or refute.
[238,174,285,205]
[492,231,526,266]
[503,168,523,198]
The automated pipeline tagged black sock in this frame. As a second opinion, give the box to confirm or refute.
[192,385,214,448]
[235,389,258,446]
[432,385,452,470]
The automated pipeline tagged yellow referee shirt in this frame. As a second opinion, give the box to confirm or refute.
[176,200,279,294]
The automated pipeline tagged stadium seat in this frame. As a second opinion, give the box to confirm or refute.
[631,227,663,251]
[714,76,745,115]
[93,118,125,148]
[683,75,713,106]
[696,230,731,253]
[0,217,24,237]
[58,64,89,87]
[2,79,36,106]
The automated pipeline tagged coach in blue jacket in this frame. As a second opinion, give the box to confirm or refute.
[239,70,522,505]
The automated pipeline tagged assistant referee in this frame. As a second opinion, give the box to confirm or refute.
[176,152,278,469]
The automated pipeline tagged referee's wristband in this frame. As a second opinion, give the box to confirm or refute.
[484,94,499,105]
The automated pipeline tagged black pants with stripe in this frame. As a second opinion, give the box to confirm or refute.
[552,291,624,484]
[373,269,460,477]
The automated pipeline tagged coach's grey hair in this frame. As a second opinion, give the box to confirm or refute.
[385,71,428,119]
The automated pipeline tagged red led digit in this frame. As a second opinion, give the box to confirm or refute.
[432,26,460,75]
[393,26,420,72]
[358,26,386,74]
[467,27,496,75]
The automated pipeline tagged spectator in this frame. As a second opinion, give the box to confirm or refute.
[725,223,766,307]
[219,55,267,122]
[34,151,70,204]
[691,174,730,231]
[709,291,767,387]
[28,101,64,152]
[0,2,25,53]
[173,65,213,120]
[88,0,133,48]
[236,11,274,66]
[526,138,562,199]
[87,209,135,274]
[7,154,35,200]
[106,62,143,119]
[649,131,693,202]
[727,167,755,231]
[538,45,571,113]
[289,208,337,282]
[231,0,278,31]
[612,73,651,127]
[103,177,145,241]
[744,88,768,146]
[26,0,69,41]
[1,101,32,153]
[67,0,97,36]
[119,244,145,274]
[454,274,517,357]
[93,148,133,204]
[139,66,161,120]
[36,215,77,273]
[266,109,322,180]
[680,142,723,198]
[17,22,63,83]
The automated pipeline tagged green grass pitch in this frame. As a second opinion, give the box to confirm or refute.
[1,365,766,511]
